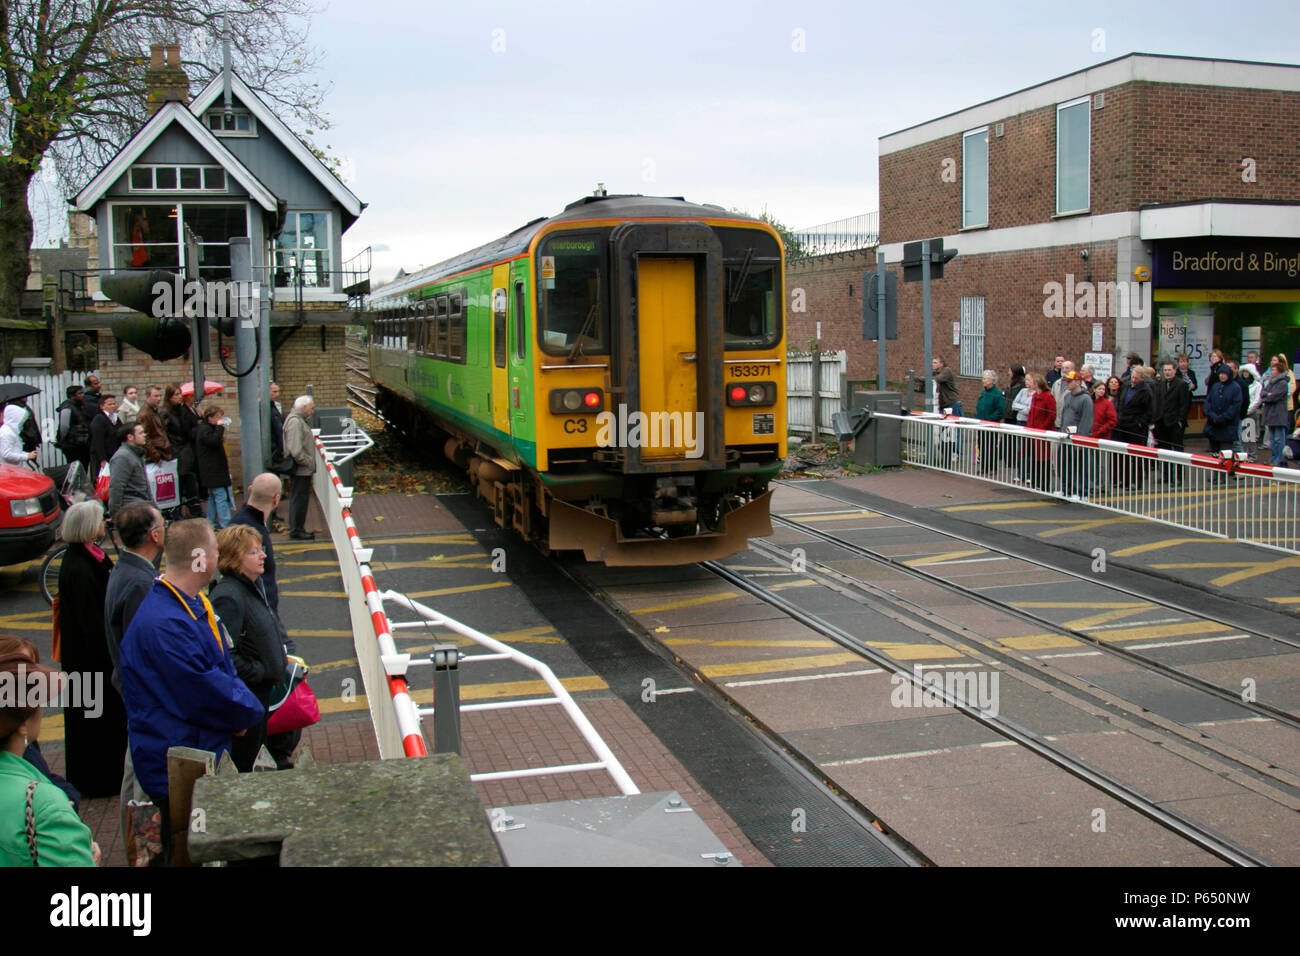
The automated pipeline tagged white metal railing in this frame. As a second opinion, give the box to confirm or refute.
[316,418,374,466]
[886,412,1300,555]
[380,591,640,796]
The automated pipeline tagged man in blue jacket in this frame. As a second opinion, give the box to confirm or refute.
[119,518,263,864]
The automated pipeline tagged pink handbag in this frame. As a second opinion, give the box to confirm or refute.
[267,679,321,734]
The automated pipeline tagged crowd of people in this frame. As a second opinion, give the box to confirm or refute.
[1,375,319,867]
[959,348,1300,500]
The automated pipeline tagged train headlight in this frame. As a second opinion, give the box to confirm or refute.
[549,387,603,414]
[727,381,776,406]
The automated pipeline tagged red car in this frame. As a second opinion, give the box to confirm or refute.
[0,462,61,565]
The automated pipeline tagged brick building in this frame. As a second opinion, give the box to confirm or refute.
[788,53,1300,412]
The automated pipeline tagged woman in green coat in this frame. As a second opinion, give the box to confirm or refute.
[0,656,97,866]
[975,370,1005,475]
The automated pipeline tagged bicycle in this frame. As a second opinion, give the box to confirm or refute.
[39,494,203,605]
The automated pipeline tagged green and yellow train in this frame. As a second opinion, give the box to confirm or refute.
[367,193,786,564]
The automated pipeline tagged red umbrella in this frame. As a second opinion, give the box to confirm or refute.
[180,380,225,397]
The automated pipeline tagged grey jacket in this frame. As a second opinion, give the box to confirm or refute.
[1259,373,1291,429]
[282,410,316,476]
[1059,387,1094,437]
[107,442,150,516]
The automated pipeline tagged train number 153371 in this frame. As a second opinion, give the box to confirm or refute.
[731,365,773,378]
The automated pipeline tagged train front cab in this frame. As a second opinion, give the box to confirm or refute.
[535,217,787,564]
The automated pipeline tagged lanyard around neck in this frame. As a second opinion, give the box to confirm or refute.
[158,577,223,653]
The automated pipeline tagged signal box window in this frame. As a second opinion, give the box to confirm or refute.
[538,235,607,356]
[274,212,331,288]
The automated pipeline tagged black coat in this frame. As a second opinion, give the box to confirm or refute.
[194,420,231,490]
[89,411,121,475]
[162,403,198,474]
[56,543,128,798]
[1115,382,1153,443]
[1155,376,1191,430]
[210,572,289,707]
[229,503,280,613]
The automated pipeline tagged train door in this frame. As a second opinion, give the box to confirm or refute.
[490,264,510,438]
[636,257,698,459]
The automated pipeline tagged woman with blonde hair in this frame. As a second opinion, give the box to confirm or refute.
[210,524,289,772]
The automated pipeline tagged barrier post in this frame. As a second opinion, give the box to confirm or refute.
[431,645,462,754]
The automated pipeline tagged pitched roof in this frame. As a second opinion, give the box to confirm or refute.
[189,72,363,221]
[71,101,278,213]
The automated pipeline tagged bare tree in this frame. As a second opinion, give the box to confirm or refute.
[0,0,334,321]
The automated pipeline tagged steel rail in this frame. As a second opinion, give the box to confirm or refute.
[700,558,1273,867]
[769,511,1300,732]
[775,482,1300,653]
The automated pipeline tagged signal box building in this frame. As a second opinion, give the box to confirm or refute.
[789,53,1300,412]
[26,43,370,478]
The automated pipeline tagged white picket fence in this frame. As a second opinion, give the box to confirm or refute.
[787,350,846,439]
[0,369,99,470]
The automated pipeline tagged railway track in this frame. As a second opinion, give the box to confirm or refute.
[698,552,1285,866]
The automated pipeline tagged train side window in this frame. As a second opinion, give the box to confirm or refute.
[513,281,526,360]
[436,294,449,358]
[493,287,507,369]
[419,300,429,354]
[449,289,466,363]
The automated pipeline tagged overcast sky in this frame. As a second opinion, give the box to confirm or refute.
[34,0,1300,284]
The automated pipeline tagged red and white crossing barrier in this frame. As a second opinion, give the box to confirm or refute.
[311,431,427,758]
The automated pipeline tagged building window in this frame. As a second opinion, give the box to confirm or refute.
[204,109,257,136]
[128,164,228,193]
[273,212,331,288]
[959,296,985,377]
[963,127,988,228]
[110,203,248,279]
[1056,97,1090,215]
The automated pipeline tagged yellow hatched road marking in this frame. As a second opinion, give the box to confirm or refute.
[903,549,985,566]
[629,579,816,614]
[278,589,347,598]
[1151,562,1255,570]
[1063,607,1152,629]
[314,673,609,716]
[1109,538,1209,557]
[787,510,882,522]
[1209,556,1300,587]
[1013,601,1150,609]
[941,501,1059,511]
[286,629,354,639]
[405,580,512,600]
[995,634,1081,651]
[1038,517,1148,537]
[699,643,964,678]
[1269,596,1300,604]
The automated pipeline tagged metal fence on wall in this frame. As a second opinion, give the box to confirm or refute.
[791,213,879,259]
[0,369,99,471]
[889,412,1300,555]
